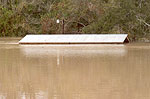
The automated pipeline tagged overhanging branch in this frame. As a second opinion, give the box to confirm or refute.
[136,16,150,27]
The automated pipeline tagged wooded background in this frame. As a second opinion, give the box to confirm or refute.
[0,0,150,41]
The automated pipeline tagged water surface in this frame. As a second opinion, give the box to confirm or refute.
[0,38,150,99]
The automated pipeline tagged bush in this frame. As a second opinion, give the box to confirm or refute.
[0,0,150,41]
[0,5,26,37]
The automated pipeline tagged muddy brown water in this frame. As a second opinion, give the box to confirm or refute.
[0,38,150,99]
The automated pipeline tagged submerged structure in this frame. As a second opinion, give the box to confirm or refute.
[19,34,129,44]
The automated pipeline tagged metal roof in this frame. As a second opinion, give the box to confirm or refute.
[19,34,129,44]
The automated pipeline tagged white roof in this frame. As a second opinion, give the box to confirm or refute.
[19,34,128,44]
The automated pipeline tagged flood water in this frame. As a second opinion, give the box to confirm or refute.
[0,38,150,99]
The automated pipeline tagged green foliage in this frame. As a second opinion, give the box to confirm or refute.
[0,0,150,41]
[83,0,150,41]
[0,5,26,36]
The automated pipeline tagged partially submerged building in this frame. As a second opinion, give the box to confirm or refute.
[19,34,129,44]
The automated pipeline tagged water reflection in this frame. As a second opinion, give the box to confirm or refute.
[0,94,7,99]
[0,39,150,99]
[20,44,127,57]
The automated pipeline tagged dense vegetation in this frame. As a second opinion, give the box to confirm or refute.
[0,0,150,41]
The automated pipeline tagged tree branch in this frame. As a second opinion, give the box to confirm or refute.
[136,16,150,27]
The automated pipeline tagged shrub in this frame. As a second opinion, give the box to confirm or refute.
[0,6,26,37]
